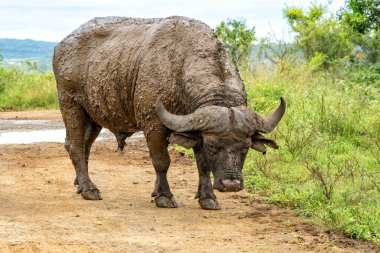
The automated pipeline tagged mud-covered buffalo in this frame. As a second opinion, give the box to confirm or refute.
[53,16,286,210]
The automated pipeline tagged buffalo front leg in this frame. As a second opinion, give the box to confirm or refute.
[146,129,177,208]
[62,103,102,200]
[194,148,220,210]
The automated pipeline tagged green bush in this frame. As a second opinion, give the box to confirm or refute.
[348,62,380,88]
[0,66,58,109]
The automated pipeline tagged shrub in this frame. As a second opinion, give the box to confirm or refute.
[0,66,58,109]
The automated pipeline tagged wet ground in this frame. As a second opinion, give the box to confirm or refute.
[0,110,378,252]
[0,112,143,144]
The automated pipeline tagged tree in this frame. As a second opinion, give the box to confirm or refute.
[215,19,256,66]
[338,0,380,64]
[338,0,380,34]
[284,4,353,67]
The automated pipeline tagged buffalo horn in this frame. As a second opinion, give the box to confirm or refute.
[256,97,286,133]
[155,96,229,133]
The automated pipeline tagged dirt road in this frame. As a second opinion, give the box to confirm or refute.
[0,111,378,252]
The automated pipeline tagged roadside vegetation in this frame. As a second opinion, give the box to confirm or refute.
[0,60,58,109]
[242,65,379,244]
[215,0,380,244]
[0,0,378,244]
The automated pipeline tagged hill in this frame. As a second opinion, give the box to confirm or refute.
[0,38,57,71]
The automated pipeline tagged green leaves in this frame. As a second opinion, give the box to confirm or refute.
[338,0,380,34]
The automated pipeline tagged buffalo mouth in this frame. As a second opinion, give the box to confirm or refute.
[213,178,244,192]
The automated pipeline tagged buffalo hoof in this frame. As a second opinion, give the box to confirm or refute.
[155,196,177,208]
[199,198,220,210]
[80,189,103,200]
[77,182,102,200]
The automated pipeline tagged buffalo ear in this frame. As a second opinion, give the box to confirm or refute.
[251,132,279,155]
[251,141,267,154]
[169,132,200,149]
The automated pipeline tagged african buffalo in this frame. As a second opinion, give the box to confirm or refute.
[53,16,285,210]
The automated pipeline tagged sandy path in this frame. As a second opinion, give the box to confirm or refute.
[0,110,378,253]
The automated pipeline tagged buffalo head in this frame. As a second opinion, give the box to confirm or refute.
[155,97,286,192]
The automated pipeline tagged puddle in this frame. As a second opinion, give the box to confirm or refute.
[3,120,57,125]
[0,129,65,144]
[0,119,64,132]
[0,119,144,144]
[0,129,113,144]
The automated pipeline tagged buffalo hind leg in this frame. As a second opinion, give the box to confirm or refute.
[194,148,220,210]
[73,120,102,187]
[62,103,102,200]
[146,129,177,208]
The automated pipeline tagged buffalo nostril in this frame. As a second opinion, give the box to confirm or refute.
[221,179,241,192]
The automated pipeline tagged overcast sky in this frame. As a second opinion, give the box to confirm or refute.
[0,0,344,42]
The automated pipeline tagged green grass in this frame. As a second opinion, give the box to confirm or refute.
[0,66,58,109]
[242,63,380,244]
